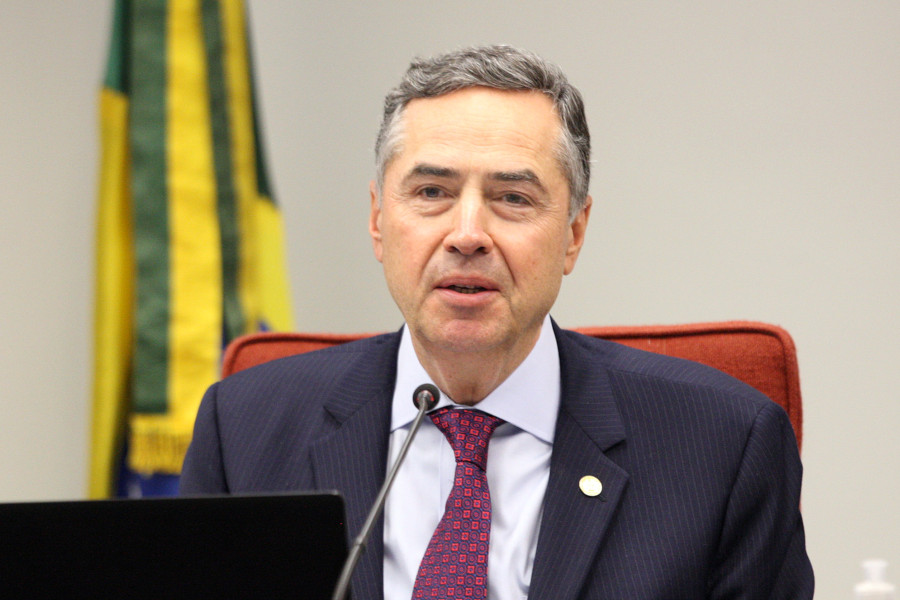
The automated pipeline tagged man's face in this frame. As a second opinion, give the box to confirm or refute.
[370,87,590,362]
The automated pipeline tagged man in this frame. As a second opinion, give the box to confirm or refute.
[181,45,814,599]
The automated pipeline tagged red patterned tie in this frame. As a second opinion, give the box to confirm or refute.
[412,408,504,599]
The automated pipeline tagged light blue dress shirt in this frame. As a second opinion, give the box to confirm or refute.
[383,316,561,600]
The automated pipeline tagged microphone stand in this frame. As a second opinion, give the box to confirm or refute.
[330,384,440,600]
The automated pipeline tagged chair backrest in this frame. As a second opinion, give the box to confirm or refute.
[222,321,802,449]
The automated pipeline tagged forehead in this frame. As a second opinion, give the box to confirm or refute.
[390,87,565,183]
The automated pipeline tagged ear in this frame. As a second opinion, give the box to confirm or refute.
[563,195,591,275]
[369,180,384,263]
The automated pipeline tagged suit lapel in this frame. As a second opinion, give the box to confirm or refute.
[309,332,400,600]
[529,327,630,600]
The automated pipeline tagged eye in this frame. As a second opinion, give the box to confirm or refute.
[501,193,530,206]
[419,186,446,199]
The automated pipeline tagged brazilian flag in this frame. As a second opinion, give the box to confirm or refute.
[90,0,293,498]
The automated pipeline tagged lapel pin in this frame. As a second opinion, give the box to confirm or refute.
[579,475,603,497]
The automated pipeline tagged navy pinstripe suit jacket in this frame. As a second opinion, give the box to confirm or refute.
[180,324,814,599]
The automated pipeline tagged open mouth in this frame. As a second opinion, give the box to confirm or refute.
[447,285,487,294]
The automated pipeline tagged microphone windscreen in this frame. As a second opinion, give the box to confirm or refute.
[412,383,440,410]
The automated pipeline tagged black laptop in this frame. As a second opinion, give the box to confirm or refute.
[0,492,348,599]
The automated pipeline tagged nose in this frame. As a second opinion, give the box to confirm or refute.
[443,192,493,256]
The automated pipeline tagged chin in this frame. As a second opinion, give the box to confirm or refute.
[421,320,511,355]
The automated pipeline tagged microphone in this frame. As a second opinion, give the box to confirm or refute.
[412,383,440,411]
[331,383,441,600]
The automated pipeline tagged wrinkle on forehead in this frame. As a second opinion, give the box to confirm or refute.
[391,88,567,191]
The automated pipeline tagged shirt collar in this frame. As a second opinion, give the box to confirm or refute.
[390,315,560,443]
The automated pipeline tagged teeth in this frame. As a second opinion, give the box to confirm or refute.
[449,285,484,294]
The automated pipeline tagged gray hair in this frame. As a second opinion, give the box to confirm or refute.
[374,45,591,218]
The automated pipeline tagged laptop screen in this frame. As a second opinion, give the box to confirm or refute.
[0,492,348,599]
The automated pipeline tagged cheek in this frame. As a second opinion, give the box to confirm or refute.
[519,230,570,273]
[507,245,562,300]
[514,236,570,300]
[382,225,434,277]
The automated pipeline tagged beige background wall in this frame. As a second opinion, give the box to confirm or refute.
[1,1,897,596]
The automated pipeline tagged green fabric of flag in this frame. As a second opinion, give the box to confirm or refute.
[90,0,293,498]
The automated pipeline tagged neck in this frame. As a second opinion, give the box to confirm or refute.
[409,327,542,406]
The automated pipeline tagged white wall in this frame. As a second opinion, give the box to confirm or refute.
[1,1,897,596]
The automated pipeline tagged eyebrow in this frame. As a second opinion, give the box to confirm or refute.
[403,164,547,193]
[403,163,461,183]
[489,169,548,194]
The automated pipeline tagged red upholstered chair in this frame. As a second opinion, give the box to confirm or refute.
[221,321,803,450]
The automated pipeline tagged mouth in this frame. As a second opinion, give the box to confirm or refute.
[435,276,499,299]
[446,284,488,294]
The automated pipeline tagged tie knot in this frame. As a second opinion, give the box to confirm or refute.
[430,408,504,470]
